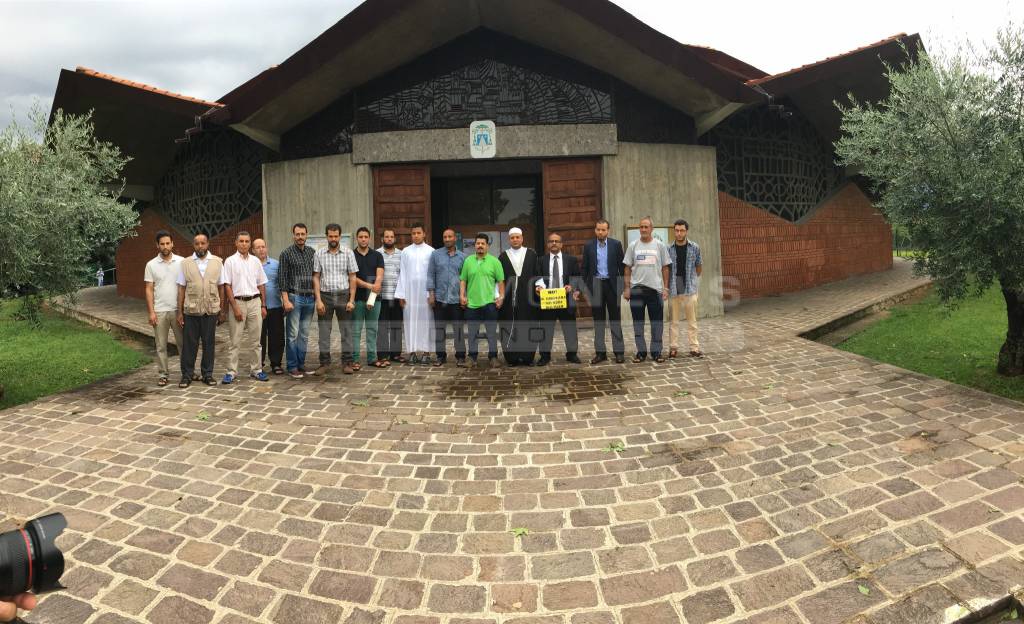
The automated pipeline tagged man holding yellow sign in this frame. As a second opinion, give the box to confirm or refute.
[535,232,581,366]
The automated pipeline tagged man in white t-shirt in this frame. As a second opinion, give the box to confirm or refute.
[623,216,672,363]
[219,231,269,384]
[144,230,184,386]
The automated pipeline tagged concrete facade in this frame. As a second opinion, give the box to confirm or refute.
[352,123,618,164]
[261,154,373,256]
[603,143,723,318]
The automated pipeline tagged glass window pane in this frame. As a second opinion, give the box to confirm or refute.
[494,178,537,224]
[448,178,493,224]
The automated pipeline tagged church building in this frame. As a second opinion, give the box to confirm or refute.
[50,0,918,317]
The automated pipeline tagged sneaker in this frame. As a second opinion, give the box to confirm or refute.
[409,354,420,365]
[178,378,191,388]
[433,358,446,367]
[456,358,467,368]
[221,374,235,385]
[312,365,330,376]
[289,369,304,379]
[489,357,502,369]
[250,371,269,382]
[203,377,217,386]
[419,355,432,366]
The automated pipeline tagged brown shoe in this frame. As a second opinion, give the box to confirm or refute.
[342,364,354,375]
[312,365,330,376]
[590,355,608,365]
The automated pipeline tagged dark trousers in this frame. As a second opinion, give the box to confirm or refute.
[180,314,217,380]
[629,286,664,358]
[434,302,466,360]
[539,306,578,359]
[590,278,624,356]
[318,291,353,365]
[465,303,499,360]
[260,306,284,369]
[376,298,404,360]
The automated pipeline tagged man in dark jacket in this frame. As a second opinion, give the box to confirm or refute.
[535,232,581,365]
[497,227,540,366]
[581,219,625,363]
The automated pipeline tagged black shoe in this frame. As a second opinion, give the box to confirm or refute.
[202,377,217,386]
[178,378,191,388]
[566,355,582,364]
[590,355,608,365]
[614,355,626,364]
[536,357,551,367]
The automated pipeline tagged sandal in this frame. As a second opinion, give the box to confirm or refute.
[689,350,704,358]
[655,355,667,363]
[272,366,285,375]
[395,355,407,363]
[178,379,191,388]
[351,363,362,371]
[158,377,168,387]
[632,355,647,363]
[373,360,389,368]
[669,348,678,358]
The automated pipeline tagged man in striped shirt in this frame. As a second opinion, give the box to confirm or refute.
[376,229,404,363]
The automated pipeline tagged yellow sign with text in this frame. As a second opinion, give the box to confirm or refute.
[540,288,567,310]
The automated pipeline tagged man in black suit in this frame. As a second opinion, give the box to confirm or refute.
[535,232,581,365]
[581,219,625,363]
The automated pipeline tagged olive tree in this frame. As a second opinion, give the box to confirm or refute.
[0,104,138,319]
[835,27,1024,376]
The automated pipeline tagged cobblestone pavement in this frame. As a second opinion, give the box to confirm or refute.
[5,260,1024,624]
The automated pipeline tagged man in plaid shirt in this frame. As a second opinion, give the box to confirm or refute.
[313,223,359,375]
[376,229,404,362]
[277,223,317,378]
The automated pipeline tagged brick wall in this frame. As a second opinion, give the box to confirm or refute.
[115,209,264,299]
[719,183,892,300]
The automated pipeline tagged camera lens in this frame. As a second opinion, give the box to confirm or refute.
[0,513,68,595]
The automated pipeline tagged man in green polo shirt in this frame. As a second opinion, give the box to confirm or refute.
[460,233,506,368]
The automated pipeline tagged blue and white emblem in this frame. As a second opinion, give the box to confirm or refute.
[470,120,496,159]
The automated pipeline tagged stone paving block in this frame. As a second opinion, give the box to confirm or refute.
[271,594,345,624]
[679,588,736,623]
[796,580,884,624]
[731,564,815,611]
[873,548,964,596]
[599,566,687,606]
[868,584,963,624]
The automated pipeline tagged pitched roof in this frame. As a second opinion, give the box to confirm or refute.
[74,67,223,108]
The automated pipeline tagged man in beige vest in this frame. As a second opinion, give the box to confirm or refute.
[220,231,269,384]
[176,233,224,388]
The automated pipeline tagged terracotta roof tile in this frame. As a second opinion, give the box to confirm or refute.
[746,33,910,86]
[75,67,224,108]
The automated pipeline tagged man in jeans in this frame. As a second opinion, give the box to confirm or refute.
[253,238,285,374]
[278,223,316,378]
[623,216,672,363]
[460,233,505,368]
[427,228,466,367]
[376,229,403,364]
[144,230,183,386]
[667,219,704,358]
[352,227,385,368]
[313,223,358,375]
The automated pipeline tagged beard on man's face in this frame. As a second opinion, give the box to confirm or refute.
[328,240,339,249]
[195,249,207,258]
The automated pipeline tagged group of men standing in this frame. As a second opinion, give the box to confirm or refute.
[143,216,703,386]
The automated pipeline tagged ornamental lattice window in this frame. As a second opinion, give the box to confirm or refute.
[702,105,842,222]
[356,57,613,133]
[156,129,273,237]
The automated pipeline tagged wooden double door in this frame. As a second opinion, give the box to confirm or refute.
[372,158,603,258]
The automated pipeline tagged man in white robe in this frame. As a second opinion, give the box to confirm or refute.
[394,224,435,364]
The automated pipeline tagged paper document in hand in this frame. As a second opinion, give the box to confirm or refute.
[540,288,567,310]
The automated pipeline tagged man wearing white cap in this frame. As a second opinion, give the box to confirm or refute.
[497,227,541,366]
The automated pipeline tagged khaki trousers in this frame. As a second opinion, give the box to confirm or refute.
[668,293,700,351]
[227,298,263,377]
[155,310,183,378]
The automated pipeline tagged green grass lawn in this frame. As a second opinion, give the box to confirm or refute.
[838,285,1024,402]
[0,299,149,410]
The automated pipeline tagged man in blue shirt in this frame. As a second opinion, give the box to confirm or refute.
[254,238,285,374]
[427,228,467,366]
[581,219,625,364]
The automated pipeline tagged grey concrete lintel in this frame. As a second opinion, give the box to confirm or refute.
[352,123,618,164]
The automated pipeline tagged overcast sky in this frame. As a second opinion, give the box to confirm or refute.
[1,0,1021,131]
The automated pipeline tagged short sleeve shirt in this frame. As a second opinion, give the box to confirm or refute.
[623,238,671,291]
[313,247,358,292]
[354,248,385,301]
[460,254,505,309]
[144,254,183,312]
[219,252,268,297]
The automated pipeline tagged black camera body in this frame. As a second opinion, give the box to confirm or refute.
[0,513,68,596]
